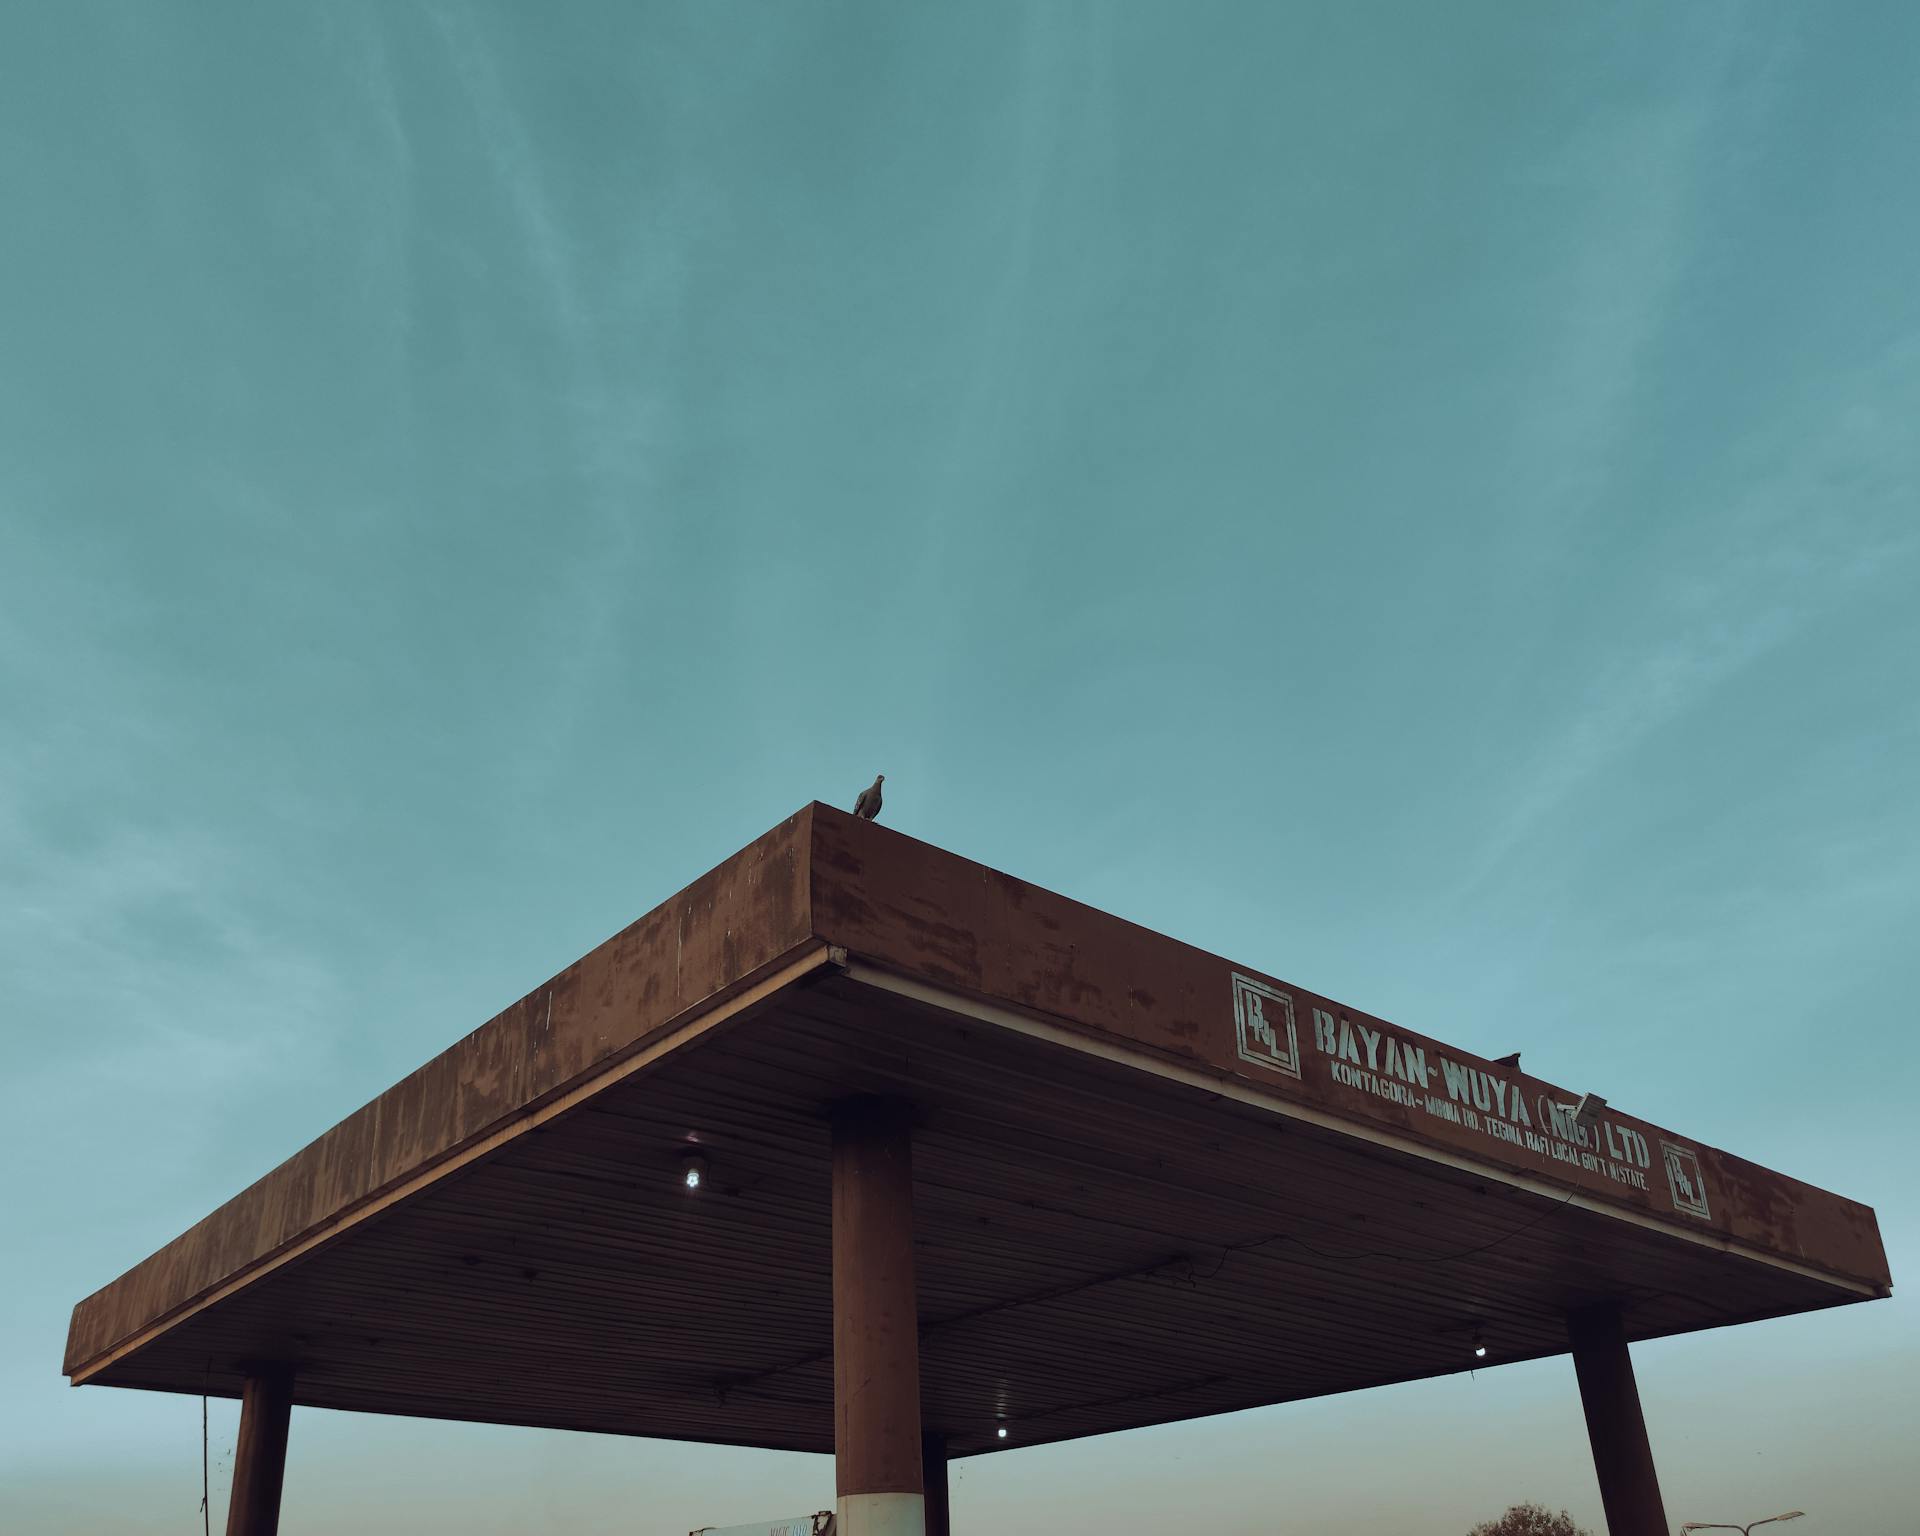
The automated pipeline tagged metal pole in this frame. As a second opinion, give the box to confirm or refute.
[832,1098,925,1536]
[225,1367,294,1536]
[1567,1303,1667,1536]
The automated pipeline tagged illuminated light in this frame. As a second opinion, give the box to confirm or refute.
[996,1426,1008,1440]
[1471,1329,1487,1360]
[680,1150,710,1192]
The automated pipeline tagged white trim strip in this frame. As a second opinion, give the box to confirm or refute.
[835,1493,923,1536]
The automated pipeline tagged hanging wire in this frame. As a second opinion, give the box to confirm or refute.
[200,1358,211,1536]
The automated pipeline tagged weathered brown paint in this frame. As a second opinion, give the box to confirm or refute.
[806,804,1890,1290]
[832,1098,923,1499]
[227,1367,294,1536]
[921,1434,950,1536]
[1568,1304,1667,1536]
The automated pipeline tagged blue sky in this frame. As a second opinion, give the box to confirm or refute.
[3,3,1916,1532]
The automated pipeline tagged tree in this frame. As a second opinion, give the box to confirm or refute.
[1468,1503,1594,1536]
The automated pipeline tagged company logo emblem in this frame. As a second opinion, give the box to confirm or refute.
[1231,973,1301,1079]
[1661,1140,1711,1221]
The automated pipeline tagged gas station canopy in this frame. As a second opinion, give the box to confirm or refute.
[66,805,1890,1530]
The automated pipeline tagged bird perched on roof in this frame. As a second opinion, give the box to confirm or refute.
[1493,1052,1522,1070]
[852,774,885,821]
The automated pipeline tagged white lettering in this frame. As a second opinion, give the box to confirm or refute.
[1243,983,1671,1206]
[1314,1007,1338,1055]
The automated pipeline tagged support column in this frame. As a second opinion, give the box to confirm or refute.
[921,1434,950,1536]
[832,1098,924,1536]
[226,1366,294,1536]
[1567,1304,1667,1536]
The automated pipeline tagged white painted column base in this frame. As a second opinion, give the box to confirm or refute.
[836,1492,925,1536]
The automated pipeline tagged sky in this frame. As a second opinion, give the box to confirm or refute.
[2,2,1916,1532]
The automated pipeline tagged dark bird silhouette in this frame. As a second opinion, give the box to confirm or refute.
[1493,1052,1522,1070]
[852,774,885,822]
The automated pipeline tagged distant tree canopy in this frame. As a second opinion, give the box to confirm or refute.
[1468,1503,1594,1536]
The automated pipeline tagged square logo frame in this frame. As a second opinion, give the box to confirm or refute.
[1231,973,1302,1080]
[1661,1139,1711,1221]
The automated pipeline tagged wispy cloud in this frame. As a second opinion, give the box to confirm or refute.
[423,5,670,784]
[1458,335,1920,897]
[0,515,337,1109]
[1,810,341,1131]
[1495,25,1750,558]
[428,5,586,354]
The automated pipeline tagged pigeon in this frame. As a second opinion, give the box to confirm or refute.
[1493,1052,1521,1070]
[852,774,885,822]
